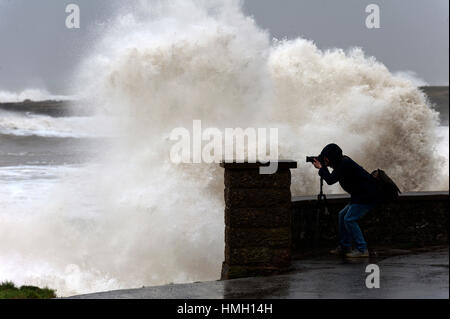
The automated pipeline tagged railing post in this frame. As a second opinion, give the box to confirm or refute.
[220,160,297,280]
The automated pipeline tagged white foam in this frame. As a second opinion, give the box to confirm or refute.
[0,111,114,138]
[0,165,83,213]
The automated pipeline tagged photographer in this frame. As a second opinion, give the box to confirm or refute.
[311,144,383,258]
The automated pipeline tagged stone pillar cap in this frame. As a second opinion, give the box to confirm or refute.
[220,160,297,170]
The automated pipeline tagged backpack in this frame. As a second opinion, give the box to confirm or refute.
[371,169,401,203]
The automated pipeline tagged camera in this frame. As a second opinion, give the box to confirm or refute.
[306,155,325,166]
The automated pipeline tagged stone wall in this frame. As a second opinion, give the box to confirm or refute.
[220,161,297,280]
[291,192,449,253]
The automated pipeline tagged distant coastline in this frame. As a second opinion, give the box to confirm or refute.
[0,99,89,117]
[0,86,448,124]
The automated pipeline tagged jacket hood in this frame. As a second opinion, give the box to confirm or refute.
[319,144,343,167]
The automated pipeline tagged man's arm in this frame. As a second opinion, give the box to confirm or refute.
[318,165,341,185]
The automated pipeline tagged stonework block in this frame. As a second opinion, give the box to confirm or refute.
[225,247,291,267]
[225,169,291,189]
[225,226,291,248]
[225,188,291,208]
[225,205,291,228]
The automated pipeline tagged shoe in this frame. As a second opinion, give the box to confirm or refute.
[329,245,350,255]
[345,249,369,258]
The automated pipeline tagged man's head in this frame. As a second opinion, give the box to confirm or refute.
[319,144,343,168]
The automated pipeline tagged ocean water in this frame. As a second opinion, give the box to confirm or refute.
[0,0,448,297]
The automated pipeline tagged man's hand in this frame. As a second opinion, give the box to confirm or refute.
[313,158,322,169]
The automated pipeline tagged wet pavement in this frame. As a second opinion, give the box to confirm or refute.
[69,248,448,299]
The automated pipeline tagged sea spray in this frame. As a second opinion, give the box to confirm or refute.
[0,0,447,296]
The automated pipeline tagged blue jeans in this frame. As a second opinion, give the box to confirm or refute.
[338,203,374,252]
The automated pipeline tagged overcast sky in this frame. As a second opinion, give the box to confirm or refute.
[0,0,448,94]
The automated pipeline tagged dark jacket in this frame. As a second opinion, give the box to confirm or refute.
[318,145,382,204]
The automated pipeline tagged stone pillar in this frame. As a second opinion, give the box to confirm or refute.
[220,160,297,280]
